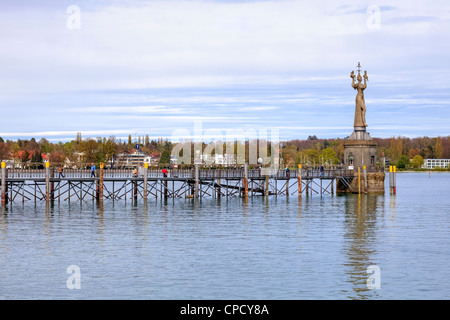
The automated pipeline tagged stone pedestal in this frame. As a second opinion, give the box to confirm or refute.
[336,172,385,194]
[339,127,385,194]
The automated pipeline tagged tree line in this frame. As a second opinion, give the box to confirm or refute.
[0,134,449,169]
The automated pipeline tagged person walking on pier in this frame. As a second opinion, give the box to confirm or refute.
[58,165,64,178]
[162,167,168,178]
[91,163,96,177]
[285,166,290,178]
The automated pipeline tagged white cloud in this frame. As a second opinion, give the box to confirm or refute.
[1,0,450,140]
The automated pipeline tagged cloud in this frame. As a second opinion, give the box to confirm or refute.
[0,0,450,141]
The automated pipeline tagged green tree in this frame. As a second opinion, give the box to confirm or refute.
[301,148,320,165]
[396,155,410,169]
[320,148,340,165]
[159,149,170,165]
[410,155,424,169]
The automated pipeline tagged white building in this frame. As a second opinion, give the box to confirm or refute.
[423,159,450,169]
[117,150,148,168]
[198,153,237,166]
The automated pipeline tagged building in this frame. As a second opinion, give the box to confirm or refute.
[423,159,450,169]
[117,150,148,168]
[198,153,237,166]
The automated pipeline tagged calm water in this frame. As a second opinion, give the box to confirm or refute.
[0,172,449,300]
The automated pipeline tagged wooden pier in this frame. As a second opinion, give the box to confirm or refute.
[1,162,355,204]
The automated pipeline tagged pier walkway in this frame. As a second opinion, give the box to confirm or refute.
[1,164,354,204]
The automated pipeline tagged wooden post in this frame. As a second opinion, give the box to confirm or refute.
[45,162,50,201]
[389,165,393,194]
[164,178,168,200]
[217,170,221,198]
[358,166,361,195]
[99,163,104,201]
[243,163,248,197]
[1,162,7,205]
[298,164,302,198]
[265,173,269,197]
[50,167,55,201]
[286,167,289,197]
[134,173,138,201]
[194,164,199,199]
[143,163,148,200]
[363,165,368,193]
[393,165,397,194]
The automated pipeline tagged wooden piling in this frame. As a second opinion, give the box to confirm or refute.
[1,162,7,205]
[45,162,50,201]
[99,163,104,201]
[358,166,361,195]
[265,173,269,197]
[194,164,199,198]
[363,165,368,193]
[389,165,393,194]
[393,165,397,194]
[50,167,55,201]
[298,164,302,198]
[286,167,289,197]
[143,163,148,199]
[217,170,221,198]
[243,163,248,197]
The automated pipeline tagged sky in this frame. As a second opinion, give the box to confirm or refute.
[1,0,450,143]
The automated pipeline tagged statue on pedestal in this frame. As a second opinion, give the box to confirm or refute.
[350,62,368,128]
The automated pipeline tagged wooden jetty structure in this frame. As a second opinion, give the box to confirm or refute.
[1,162,355,204]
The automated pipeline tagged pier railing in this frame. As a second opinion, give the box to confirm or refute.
[3,167,354,179]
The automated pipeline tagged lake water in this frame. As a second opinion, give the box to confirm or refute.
[0,172,449,300]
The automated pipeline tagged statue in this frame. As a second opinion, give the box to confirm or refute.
[350,63,368,128]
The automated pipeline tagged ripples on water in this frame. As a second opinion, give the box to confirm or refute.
[0,173,449,299]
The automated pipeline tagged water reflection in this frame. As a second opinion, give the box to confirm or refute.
[342,194,384,299]
[1,174,449,299]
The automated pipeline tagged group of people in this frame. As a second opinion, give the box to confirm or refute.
[58,163,96,178]
[57,163,169,179]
